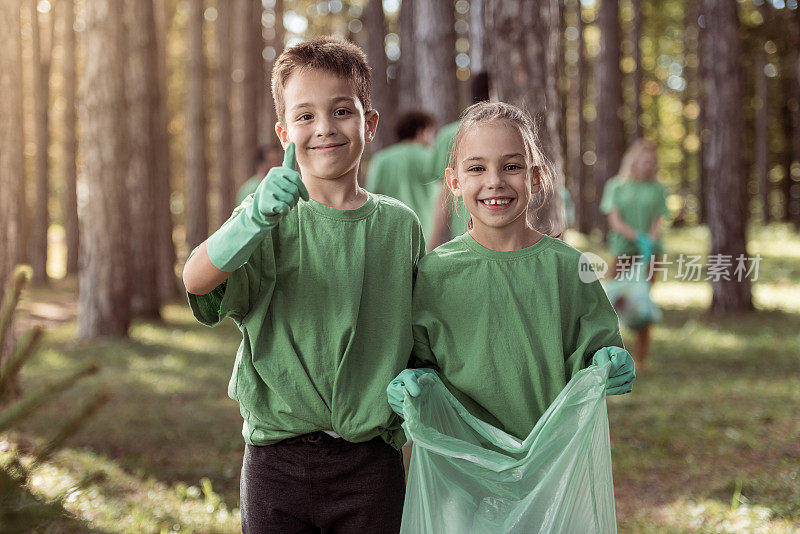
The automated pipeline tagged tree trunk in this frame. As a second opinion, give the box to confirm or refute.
[470,0,485,75]
[788,7,800,226]
[216,0,234,224]
[125,0,161,319]
[30,0,53,284]
[61,0,79,276]
[398,0,417,112]
[78,0,131,338]
[701,0,752,313]
[632,0,643,140]
[594,0,624,232]
[231,0,260,191]
[0,0,25,292]
[567,0,588,233]
[185,0,208,249]
[755,52,770,224]
[414,0,458,128]
[485,0,565,236]
[153,0,179,301]
[365,0,390,152]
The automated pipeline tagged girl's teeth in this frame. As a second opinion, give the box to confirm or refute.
[484,199,510,205]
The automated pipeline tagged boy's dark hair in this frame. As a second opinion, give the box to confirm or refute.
[394,111,435,142]
[271,36,372,122]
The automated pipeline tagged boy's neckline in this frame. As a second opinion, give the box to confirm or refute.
[460,231,554,260]
[303,190,377,221]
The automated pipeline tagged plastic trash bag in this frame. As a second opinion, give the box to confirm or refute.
[400,363,617,534]
[604,262,662,332]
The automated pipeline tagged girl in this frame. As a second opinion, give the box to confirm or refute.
[388,101,634,443]
[600,139,670,371]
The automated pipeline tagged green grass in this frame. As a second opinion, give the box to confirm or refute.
[5,223,800,532]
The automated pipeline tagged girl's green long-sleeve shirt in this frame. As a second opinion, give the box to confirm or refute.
[188,192,425,449]
[411,233,624,441]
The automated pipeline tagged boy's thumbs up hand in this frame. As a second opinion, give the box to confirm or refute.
[252,142,309,219]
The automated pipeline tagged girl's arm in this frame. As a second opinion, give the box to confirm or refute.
[647,216,663,241]
[607,209,638,240]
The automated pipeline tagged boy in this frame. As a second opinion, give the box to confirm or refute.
[365,110,436,238]
[183,37,425,533]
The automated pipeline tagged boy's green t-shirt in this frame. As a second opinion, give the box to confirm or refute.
[599,176,670,256]
[188,192,426,449]
[427,121,470,237]
[411,233,624,441]
[365,142,437,236]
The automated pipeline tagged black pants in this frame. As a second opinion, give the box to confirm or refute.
[240,432,405,533]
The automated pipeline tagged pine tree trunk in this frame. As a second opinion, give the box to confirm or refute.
[153,0,179,300]
[701,0,752,313]
[787,8,800,226]
[414,0,458,128]
[632,0,643,140]
[78,0,131,338]
[398,0,417,112]
[755,52,770,224]
[594,0,624,232]
[567,0,589,233]
[30,0,52,284]
[185,0,208,249]
[231,0,260,191]
[365,0,390,152]
[485,0,565,236]
[0,0,25,292]
[216,0,234,224]
[125,0,161,318]
[469,0,485,75]
[61,0,79,276]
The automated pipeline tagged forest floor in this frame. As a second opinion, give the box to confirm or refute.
[3,223,800,533]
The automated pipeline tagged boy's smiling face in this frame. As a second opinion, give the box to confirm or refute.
[276,68,377,185]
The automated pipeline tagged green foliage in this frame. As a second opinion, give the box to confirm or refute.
[0,266,106,532]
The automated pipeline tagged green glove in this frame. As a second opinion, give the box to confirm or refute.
[636,232,654,259]
[592,346,635,395]
[206,142,309,272]
[387,368,437,417]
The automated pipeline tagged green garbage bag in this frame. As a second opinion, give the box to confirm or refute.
[400,363,617,534]
[604,262,662,332]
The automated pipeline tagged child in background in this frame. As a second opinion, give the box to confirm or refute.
[366,110,436,237]
[600,139,670,371]
[183,37,425,533]
[388,101,634,444]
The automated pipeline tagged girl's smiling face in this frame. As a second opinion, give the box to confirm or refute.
[446,121,535,236]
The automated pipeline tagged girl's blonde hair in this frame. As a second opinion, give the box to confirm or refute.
[447,101,555,233]
[617,138,657,181]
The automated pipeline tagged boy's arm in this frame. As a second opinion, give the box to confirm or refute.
[183,241,232,295]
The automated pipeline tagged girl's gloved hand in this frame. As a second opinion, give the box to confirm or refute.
[386,368,438,417]
[592,346,635,395]
[636,232,654,259]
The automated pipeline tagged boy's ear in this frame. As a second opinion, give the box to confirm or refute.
[275,121,289,148]
[445,167,462,197]
[364,109,379,143]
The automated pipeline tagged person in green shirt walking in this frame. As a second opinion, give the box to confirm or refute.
[183,37,424,533]
[387,101,634,450]
[365,111,436,237]
[600,138,670,371]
